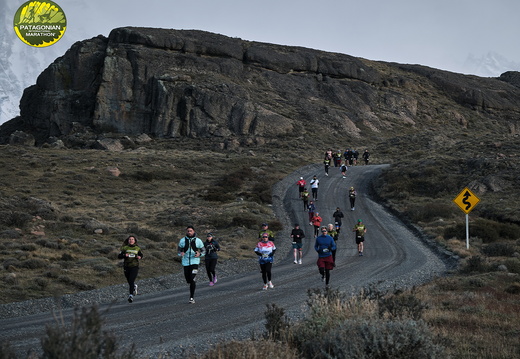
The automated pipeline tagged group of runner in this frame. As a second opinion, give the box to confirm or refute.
[119,149,371,301]
[118,227,221,304]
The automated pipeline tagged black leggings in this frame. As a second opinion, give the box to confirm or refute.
[259,262,273,284]
[205,258,218,281]
[319,267,331,285]
[183,265,199,298]
[124,266,139,294]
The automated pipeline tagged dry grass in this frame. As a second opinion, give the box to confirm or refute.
[0,141,315,303]
[417,273,520,359]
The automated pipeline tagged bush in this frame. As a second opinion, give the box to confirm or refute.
[460,256,490,274]
[288,288,444,359]
[41,305,136,359]
[405,203,455,222]
[482,242,516,257]
[264,303,290,341]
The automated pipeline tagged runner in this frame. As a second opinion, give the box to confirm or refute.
[353,219,367,256]
[296,177,306,198]
[310,175,319,201]
[314,226,336,286]
[307,200,316,225]
[302,188,310,211]
[327,223,339,263]
[290,223,305,264]
[340,161,348,178]
[332,207,344,233]
[323,156,331,176]
[254,233,276,290]
[311,211,323,237]
[204,233,220,286]
[362,149,370,165]
[178,226,206,304]
[118,235,143,303]
[349,187,357,211]
[258,223,275,241]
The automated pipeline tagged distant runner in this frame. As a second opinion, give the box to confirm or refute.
[352,219,367,256]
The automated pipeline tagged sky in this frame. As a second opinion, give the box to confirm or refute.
[2,0,520,124]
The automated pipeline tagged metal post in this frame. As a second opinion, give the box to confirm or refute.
[465,213,469,249]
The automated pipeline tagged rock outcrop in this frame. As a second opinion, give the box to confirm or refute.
[1,27,519,146]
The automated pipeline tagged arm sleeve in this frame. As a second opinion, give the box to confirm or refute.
[138,250,143,258]
[117,250,125,259]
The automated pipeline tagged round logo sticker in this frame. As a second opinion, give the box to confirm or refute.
[13,1,67,47]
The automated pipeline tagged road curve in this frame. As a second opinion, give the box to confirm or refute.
[0,164,451,358]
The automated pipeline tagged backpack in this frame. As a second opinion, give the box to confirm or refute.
[183,237,199,252]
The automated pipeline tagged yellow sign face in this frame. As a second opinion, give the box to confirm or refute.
[453,187,480,214]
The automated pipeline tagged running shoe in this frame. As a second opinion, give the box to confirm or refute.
[189,298,195,304]
[298,259,302,264]
[268,281,274,289]
[213,275,217,284]
[128,294,133,303]
[133,284,138,296]
[321,276,325,282]
[263,284,268,290]
[294,260,298,264]
[209,281,214,286]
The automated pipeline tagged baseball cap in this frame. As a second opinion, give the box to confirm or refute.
[358,219,362,222]
[262,223,268,226]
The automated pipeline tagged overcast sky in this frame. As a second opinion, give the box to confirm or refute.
[43,0,517,75]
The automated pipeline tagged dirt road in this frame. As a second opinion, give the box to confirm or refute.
[1,164,452,358]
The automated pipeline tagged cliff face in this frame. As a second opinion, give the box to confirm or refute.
[2,27,520,145]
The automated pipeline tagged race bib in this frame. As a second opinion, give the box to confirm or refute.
[128,254,135,258]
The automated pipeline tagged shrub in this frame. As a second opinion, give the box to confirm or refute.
[289,288,444,359]
[264,303,290,341]
[482,242,516,257]
[41,305,136,359]
[378,289,427,320]
[460,256,490,274]
[314,318,445,359]
[19,258,47,269]
[193,339,298,359]
[405,203,455,222]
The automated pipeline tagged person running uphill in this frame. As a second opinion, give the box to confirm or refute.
[178,226,206,304]
[255,233,276,290]
[296,177,306,198]
[310,175,319,201]
[290,223,305,264]
[311,212,323,237]
[353,219,367,256]
[302,188,310,211]
[204,233,220,286]
[314,227,336,286]
[349,187,357,211]
[118,235,143,303]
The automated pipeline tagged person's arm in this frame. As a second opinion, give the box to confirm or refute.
[117,247,125,259]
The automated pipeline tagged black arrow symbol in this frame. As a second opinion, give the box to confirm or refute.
[462,191,472,210]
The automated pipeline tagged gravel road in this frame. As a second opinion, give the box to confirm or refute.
[0,164,457,358]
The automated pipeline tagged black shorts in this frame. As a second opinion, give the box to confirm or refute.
[355,235,365,244]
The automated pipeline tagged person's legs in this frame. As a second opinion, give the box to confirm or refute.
[124,266,139,294]
[325,269,330,285]
[265,263,273,282]
[184,265,198,298]
[260,263,267,283]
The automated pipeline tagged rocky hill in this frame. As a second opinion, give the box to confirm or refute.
[1,27,519,147]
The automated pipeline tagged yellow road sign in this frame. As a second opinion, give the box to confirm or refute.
[453,187,480,214]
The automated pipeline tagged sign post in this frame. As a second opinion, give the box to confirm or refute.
[453,187,480,249]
